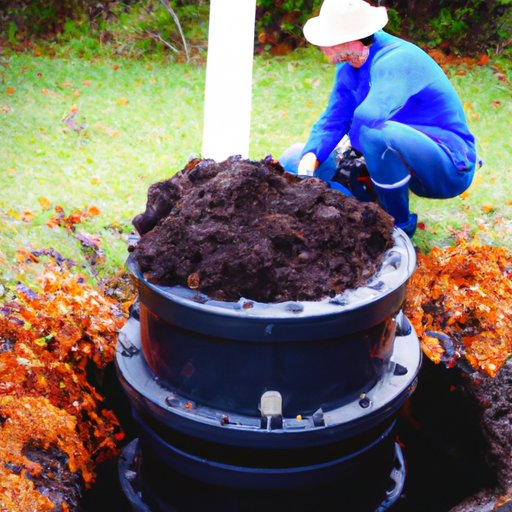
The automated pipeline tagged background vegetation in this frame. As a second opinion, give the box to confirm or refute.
[1,0,511,59]
[0,1,511,291]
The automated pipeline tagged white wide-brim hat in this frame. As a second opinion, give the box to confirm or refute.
[303,0,388,47]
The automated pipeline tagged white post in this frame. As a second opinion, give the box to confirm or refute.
[202,0,257,161]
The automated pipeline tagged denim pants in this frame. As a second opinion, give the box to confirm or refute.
[358,122,475,199]
[279,123,475,200]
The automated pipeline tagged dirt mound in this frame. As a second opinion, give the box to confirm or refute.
[130,156,395,303]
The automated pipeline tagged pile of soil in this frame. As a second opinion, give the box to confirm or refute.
[130,156,395,303]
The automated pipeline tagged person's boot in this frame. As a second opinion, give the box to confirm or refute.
[372,182,417,237]
[334,147,376,202]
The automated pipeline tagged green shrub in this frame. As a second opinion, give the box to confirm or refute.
[255,0,323,54]
[387,0,512,55]
[1,0,510,58]
[0,0,96,38]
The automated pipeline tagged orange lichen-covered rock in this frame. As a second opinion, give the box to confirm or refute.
[404,240,512,377]
[0,396,91,511]
[0,255,128,511]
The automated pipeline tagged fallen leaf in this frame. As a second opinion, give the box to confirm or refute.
[15,248,39,263]
[38,197,52,211]
[7,208,20,219]
[21,210,35,222]
[76,232,102,249]
[477,54,489,66]
[86,205,101,217]
[92,123,120,137]
[427,49,447,66]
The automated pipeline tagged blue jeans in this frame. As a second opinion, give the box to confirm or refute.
[358,122,475,198]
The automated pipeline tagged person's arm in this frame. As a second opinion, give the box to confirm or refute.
[301,65,356,165]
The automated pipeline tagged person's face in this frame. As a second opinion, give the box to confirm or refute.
[320,40,369,68]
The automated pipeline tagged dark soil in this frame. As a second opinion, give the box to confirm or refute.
[458,360,512,491]
[23,443,83,511]
[392,357,512,512]
[130,156,395,303]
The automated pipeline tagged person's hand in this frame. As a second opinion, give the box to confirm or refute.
[297,152,318,177]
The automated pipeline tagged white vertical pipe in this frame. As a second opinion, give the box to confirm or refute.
[202,0,257,161]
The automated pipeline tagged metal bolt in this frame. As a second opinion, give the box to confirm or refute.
[165,395,180,408]
[359,395,371,408]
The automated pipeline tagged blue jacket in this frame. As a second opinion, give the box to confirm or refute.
[302,31,476,172]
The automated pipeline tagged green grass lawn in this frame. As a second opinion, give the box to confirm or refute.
[1,49,511,288]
